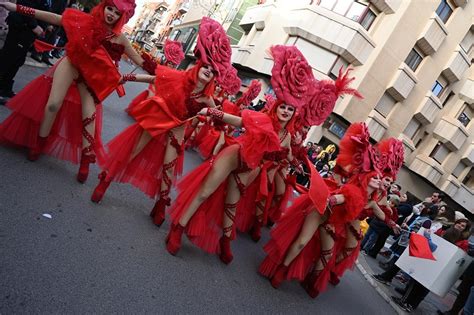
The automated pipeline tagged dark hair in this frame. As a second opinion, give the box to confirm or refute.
[420,202,434,216]
[435,191,445,201]
[443,228,462,244]
[437,205,456,223]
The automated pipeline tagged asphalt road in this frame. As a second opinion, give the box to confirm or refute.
[0,61,396,314]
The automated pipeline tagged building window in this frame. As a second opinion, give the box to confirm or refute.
[405,47,423,71]
[452,162,467,179]
[460,30,473,55]
[359,8,376,30]
[315,0,377,31]
[328,57,349,80]
[374,92,396,118]
[404,118,421,139]
[429,142,451,164]
[435,0,453,24]
[462,169,472,186]
[431,80,445,97]
[457,104,472,127]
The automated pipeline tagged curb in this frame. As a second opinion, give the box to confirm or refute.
[355,256,407,315]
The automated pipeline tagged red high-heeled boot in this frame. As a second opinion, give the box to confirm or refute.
[270,264,288,289]
[27,135,48,161]
[91,171,111,203]
[150,196,170,227]
[301,270,320,298]
[77,151,96,183]
[166,223,184,256]
[219,235,234,265]
[249,220,262,243]
[329,272,340,286]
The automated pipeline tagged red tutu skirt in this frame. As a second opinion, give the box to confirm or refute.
[0,64,105,164]
[100,122,184,199]
[125,89,149,114]
[198,128,237,160]
[169,158,228,254]
[259,194,321,281]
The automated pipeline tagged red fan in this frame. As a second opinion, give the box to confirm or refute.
[33,39,64,53]
[409,233,436,261]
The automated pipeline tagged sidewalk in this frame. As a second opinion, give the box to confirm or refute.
[356,248,457,314]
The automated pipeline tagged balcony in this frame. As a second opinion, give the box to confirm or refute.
[453,185,474,214]
[408,155,445,185]
[413,92,443,125]
[282,6,375,66]
[386,63,418,101]
[239,4,275,32]
[416,14,448,55]
[461,142,474,166]
[433,117,469,151]
[452,0,468,8]
[398,134,416,162]
[440,175,461,198]
[178,1,190,14]
[459,78,474,106]
[370,0,399,14]
[441,49,471,83]
[366,110,388,142]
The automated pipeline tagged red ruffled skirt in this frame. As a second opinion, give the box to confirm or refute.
[100,122,184,199]
[0,63,105,164]
[259,194,321,281]
[198,128,237,160]
[125,90,149,115]
[169,157,228,254]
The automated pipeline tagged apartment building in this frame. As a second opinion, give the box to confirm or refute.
[169,0,258,67]
[130,1,168,51]
[231,0,473,213]
[154,0,192,46]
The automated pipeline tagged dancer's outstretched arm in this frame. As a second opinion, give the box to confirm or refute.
[0,2,62,25]
[197,108,242,128]
[121,73,155,84]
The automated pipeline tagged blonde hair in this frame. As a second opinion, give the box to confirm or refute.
[317,144,336,160]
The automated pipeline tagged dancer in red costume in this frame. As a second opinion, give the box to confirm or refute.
[197,80,261,159]
[124,39,185,115]
[166,45,347,265]
[0,0,159,183]
[90,17,233,229]
[236,111,309,242]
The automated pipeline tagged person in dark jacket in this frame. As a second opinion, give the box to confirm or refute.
[30,0,68,65]
[0,0,50,100]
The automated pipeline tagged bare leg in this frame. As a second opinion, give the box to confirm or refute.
[151,125,186,225]
[178,144,240,227]
[76,82,96,183]
[212,131,226,156]
[130,131,152,160]
[283,211,325,266]
[335,220,361,264]
[39,57,79,137]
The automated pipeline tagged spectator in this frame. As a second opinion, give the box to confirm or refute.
[361,195,400,258]
[0,0,50,101]
[396,193,414,224]
[413,191,445,214]
[389,183,401,196]
[315,144,335,170]
[393,223,473,312]
[318,163,330,178]
[431,205,456,234]
[373,202,437,282]
[30,0,67,65]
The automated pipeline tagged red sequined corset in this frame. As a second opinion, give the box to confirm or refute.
[102,40,125,63]
[185,98,206,117]
[263,147,289,161]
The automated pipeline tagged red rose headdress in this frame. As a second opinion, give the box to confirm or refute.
[376,138,404,179]
[264,93,276,111]
[102,0,136,24]
[302,68,363,126]
[336,122,380,176]
[219,66,241,95]
[270,45,314,108]
[164,39,184,66]
[236,80,261,107]
[194,17,232,79]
